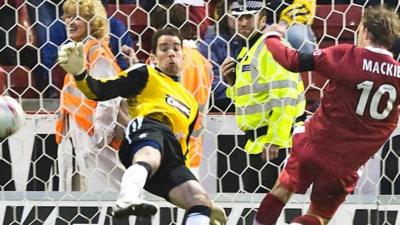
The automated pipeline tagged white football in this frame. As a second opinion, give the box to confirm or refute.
[0,96,25,138]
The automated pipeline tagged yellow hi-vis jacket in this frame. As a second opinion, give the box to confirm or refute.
[227,34,305,154]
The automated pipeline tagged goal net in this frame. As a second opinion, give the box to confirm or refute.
[0,0,400,224]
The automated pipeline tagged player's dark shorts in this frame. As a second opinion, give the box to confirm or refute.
[279,128,359,219]
[119,117,197,201]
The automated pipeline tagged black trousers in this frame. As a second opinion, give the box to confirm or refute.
[217,134,287,193]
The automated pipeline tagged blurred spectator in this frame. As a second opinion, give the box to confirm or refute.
[315,0,397,6]
[0,2,18,66]
[129,0,173,10]
[40,0,134,97]
[0,0,38,68]
[56,0,127,192]
[174,0,211,38]
[198,0,241,113]
[101,2,135,69]
[27,0,61,95]
[131,0,210,38]
[331,0,397,7]
[149,4,213,178]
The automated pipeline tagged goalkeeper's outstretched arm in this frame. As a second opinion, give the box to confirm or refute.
[265,24,349,76]
[58,42,148,101]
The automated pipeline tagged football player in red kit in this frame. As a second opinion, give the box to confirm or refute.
[253,5,400,225]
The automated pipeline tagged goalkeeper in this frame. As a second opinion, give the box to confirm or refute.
[58,27,226,225]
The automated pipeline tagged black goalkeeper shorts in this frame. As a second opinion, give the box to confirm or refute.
[119,117,197,201]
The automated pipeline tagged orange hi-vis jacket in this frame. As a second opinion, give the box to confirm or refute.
[181,40,213,168]
[55,39,122,149]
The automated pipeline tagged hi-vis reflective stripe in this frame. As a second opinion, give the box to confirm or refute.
[198,104,207,114]
[64,82,86,97]
[237,41,299,97]
[236,94,305,115]
[87,44,103,60]
[249,40,263,81]
[237,80,299,96]
[191,127,203,138]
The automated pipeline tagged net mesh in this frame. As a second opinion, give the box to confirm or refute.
[0,0,400,224]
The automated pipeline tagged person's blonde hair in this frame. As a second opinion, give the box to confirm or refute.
[362,5,400,49]
[63,0,109,40]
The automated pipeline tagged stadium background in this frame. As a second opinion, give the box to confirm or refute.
[1,0,400,224]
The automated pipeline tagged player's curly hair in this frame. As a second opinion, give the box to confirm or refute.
[62,0,109,41]
[362,5,400,49]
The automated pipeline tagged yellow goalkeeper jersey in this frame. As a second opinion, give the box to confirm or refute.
[74,64,199,155]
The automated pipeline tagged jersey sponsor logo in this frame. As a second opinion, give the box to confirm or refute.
[165,95,191,118]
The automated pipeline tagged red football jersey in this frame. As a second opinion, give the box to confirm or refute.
[266,36,400,175]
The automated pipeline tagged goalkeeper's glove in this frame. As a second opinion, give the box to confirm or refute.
[280,0,316,25]
[210,201,227,225]
[58,42,85,76]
